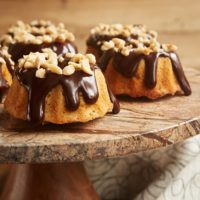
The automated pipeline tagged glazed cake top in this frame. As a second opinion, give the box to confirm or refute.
[0,20,75,45]
[90,24,149,37]
[18,49,96,78]
[100,37,178,56]
[89,23,178,56]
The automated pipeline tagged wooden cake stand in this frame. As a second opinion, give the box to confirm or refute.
[0,66,199,200]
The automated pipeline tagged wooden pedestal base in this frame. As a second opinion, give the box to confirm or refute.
[0,163,99,200]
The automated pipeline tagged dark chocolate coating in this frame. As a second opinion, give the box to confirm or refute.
[16,66,119,123]
[87,34,191,96]
[8,41,77,63]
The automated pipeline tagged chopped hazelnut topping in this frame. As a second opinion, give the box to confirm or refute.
[0,57,5,64]
[36,68,46,78]
[101,40,115,51]
[90,23,148,38]
[80,59,93,75]
[0,46,15,68]
[63,65,75,76]
[0,20,75,45]
[58,56,65,62]
[64,52,75,58]
[86,54,96,65]
[112,38,125,48]
[47,64,62,75]
[162,44,178,52]
[97,24,178,56]
[121,48,131,56]
[18,49,96,77]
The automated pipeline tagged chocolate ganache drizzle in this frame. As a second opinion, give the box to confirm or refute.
[15,62,119,122]
[98,50,191,96]
[16,67,98,122]
[8,41,77,63]
[99,50,191,95]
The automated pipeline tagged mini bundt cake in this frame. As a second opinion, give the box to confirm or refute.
[5,49,119,124]
[86,24,191,99]
[0,46,14,101]
[0,20,77,62]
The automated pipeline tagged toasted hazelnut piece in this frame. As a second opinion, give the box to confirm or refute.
[46,26,57,35]
[112,38,125,48]
[71,53,84,62]
[101,40,115,51]
[33,38,43,45]
[43,35,53,43]
[24,61,35,68]
[58,56,65,62]
[36,68,46,78]
[86,54,96,65]
[63,65,75,76]
[47,64,62,75]
[134,47,145,54]
[149,30,158,38]
[143,47,151,55]
[65,52,75,58]
[18,58,25,68]
[57,34,66,42]
[121,29,130,37]
[0,57,5,64]
[80,59,93,75]
[121,48,131,56]
[68,61,81,70]
[16,20,24,27]
[67,32,75,42]
[42,48,58,66]
[58,22,65,29]
[1,35,13,44]
[39,20,47,26]
[162,44,178,52]
[130,39,139,45]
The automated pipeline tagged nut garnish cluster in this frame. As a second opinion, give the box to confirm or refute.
[0,46,15,67]
[90,24,147,37]
[91,24,178,56]
[0,20,75,45]
[18,49,96,78]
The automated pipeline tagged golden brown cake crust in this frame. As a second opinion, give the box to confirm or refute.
[87,45,183,99]
[104,57,182,99]
[1,62,12,86]
[5,68,113,124]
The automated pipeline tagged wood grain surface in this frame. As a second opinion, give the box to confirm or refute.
[0,0,199,163]
[0,66,199,163]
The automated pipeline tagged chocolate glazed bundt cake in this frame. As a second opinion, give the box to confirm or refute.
[0,20,77,62]
[87,24,192,99]
[5,49,119,124]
